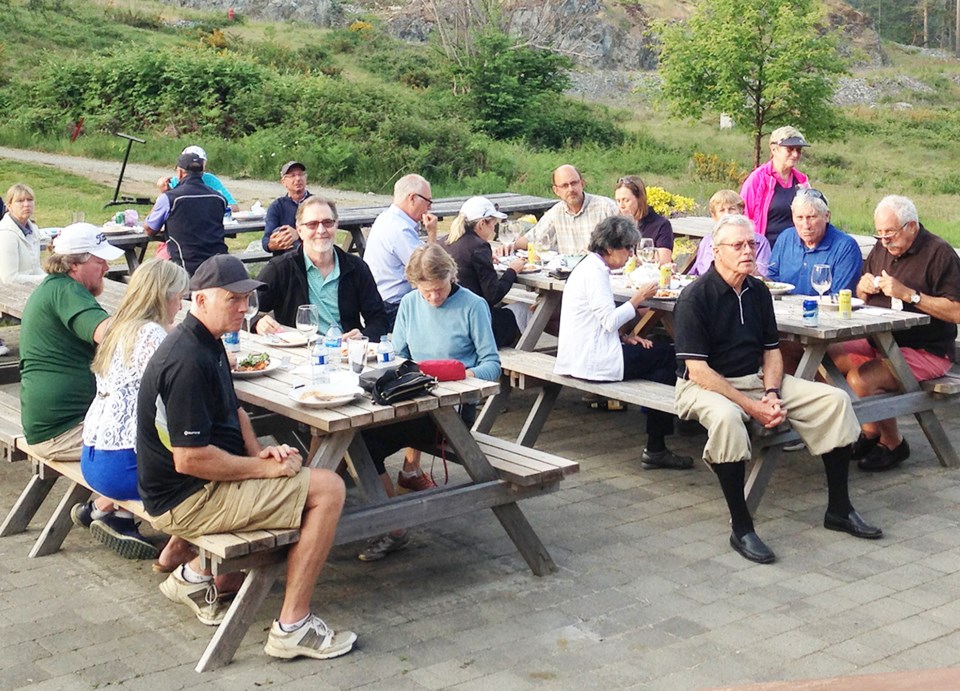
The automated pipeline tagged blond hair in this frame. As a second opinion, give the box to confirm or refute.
[405,243,458,287]
[708,189,745,219]
[445,214,482,245]
[91,260,189,376]
[5,183,34,207]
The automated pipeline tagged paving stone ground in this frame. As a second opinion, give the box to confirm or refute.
[2,379,960,689]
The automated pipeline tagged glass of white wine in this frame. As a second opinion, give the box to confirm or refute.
[810,264,833,304]
[295,304,319,357]
[243,290,259,335]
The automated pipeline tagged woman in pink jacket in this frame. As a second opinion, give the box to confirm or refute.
[739,126,810,249]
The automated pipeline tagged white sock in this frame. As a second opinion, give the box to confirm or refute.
[182,563,211,584]
[90,506,111,521]
[278,614,311,632]
[112,509,134,520]
[399,469,420,479]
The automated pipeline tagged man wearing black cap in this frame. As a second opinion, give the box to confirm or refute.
[137,254,356,660]
[144,151,228,275]
[262,161,312,254]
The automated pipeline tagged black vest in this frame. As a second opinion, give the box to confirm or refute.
[164,173,227,275]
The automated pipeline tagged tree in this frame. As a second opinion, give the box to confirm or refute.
[655,0,847,166]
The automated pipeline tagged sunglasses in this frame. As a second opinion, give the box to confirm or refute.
[300,218,337,231]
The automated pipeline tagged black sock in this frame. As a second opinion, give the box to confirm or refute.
[822,446,853,515]
[713,461,754,539]
[646,435,667,454]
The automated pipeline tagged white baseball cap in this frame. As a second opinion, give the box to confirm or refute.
[460,196,507,222]
[181,145,207,161]
[53,223,125,261]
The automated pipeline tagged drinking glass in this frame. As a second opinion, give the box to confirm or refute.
[498,223,517,247]
[347,336,370,374]
[639,238,656,266]
[295,304,319,356]
[811,264,833,304]
[243,291,259,335]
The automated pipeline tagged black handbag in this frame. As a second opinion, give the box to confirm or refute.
[360,360,438,405]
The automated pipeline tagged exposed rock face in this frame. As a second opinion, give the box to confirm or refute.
[160,0,343,26]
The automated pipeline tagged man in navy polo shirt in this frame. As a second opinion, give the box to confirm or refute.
[262,160,312,254]
[674,214,881,564]
[137,254,356,661]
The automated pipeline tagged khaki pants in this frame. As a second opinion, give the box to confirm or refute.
[26,424,84,461]
[675,373,859,464]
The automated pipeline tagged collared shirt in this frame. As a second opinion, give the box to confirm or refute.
[531,193,618,255]
[304,250,342,334]
[863,224,960,359]
[767,222,862,295]
[364,204,423,304]
[674,266,780,379]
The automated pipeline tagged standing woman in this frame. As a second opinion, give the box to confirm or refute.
[440,196,528,347]
[614,176,673,265]
[555,216,692,470]
[740,126,810,249]
[74,260,195,567]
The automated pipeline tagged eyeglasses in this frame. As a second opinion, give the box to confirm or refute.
[873,221,909,242]
[553,179,583,191]
[797,188,826,201]
[414,193,433,206]
[717,240,758,252]
[778,145,804,154]
[300,218,337,231]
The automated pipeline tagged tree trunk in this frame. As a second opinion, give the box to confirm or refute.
[956,0,959,56]
[924,1,930,47]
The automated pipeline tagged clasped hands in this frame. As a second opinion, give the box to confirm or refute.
[260,444,303,477]
[859,270,910,302]
[752,391,787,429]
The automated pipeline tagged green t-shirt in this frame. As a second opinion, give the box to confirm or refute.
[305,250,342,334]
[20,274,108,444]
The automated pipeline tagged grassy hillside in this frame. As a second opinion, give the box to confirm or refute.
[3,0,960,243]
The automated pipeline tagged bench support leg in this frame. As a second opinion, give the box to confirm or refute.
[195,561,285,672]
[30,481,91,558]
[916,410,960,468]
[517,384,562,448]
[0,472,59,537]
[745,445,784,515]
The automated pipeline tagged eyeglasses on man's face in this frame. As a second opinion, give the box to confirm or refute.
[873,221,909,243]
[414,193,433,206]
[554,178,583,191]
[301,218,337,231]
[717,240,758,252]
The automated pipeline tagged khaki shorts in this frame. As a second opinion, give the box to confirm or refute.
[27,423,84,461]
[150,469,310,539]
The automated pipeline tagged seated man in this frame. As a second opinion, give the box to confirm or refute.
[159,145,239,212]
[137,255,355,660]
[144,151,227,275]
[830,195,960,472]
[262,161,312,255]
[674,214,881,564]
[767,189,862,295]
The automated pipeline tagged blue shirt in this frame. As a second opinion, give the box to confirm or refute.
[169,172,236,206]
[364,204,423,304]
[304,250,342,334]
[261,191,312,252]
[767,223,862,296]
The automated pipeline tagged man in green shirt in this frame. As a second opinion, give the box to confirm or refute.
[20,223,122,458]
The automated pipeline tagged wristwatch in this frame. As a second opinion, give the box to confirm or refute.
[910,292,921,305]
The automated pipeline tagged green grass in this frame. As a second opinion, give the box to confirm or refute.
[0,160,116,228]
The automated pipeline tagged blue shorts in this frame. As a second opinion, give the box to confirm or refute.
[80,445,140,501]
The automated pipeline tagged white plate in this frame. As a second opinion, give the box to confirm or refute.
[231,358,281,378]
[101,223,143,235]
[820,297,865,310]
[289,385,363,409]
[650,289,681,300]
[763,281,795,296]
[518,265,541,274]
[254,331,312,348]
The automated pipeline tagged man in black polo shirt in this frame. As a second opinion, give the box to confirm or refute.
[831,195,960,472]
[137,254,356,661]
[674,214,881,564]
[144,151,227,275]
[262,160,312,254]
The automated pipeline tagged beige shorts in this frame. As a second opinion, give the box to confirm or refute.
[26,423,84,461]
[150,469,310,539]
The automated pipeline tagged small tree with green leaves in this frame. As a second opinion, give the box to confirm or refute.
[655,0,846,166]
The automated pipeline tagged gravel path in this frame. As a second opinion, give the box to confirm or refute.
[0,146,392,209]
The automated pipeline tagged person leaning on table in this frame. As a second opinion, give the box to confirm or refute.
[262,160,313,255]
[554,215,692,471]
[136,254,356,660]
[828,195,960,473]
[673,213,882,564]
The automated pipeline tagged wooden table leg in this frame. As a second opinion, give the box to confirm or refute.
[745,445,784,514]
[516,383,561,448]
[794,342,827,381]
[306,430,354,471]
[433,407,557,575]
[346,435,391,502]
[473,374,509,434]
[0,471,59,536]
[516,291,560,352]
[29,481,92,557]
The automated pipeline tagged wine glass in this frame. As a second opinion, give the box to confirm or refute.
[639,237,657,269]
[295,304,319,357]
[243,291,259,335]
[811,264,833,304]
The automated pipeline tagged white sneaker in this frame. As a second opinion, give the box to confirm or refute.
[0,341,9,357]
[263,614,357,660]
[159,565,227,626]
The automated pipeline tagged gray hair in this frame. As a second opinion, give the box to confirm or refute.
[393,174,429,204]
[711,214,754,243]
[588,216,640,254]
[875,195,918,227]
[791,192,829,217]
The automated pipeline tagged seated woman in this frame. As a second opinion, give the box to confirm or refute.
[359,244,500,561]
[74,260,196,567]
[614,176,673,265]
[555,216,692,470]
[0,183,47,356]
[440,196,529,347]
[690,190,772,277]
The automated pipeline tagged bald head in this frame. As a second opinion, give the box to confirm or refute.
[551,164,585,211]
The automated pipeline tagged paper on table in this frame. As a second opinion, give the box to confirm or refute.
[859,307,895,315]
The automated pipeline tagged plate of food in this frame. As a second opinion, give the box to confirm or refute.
[288,384,364,409]
[231,353,280,378]
[651,289,681,300]
[254,331,312,348]
[763,281,795,296]
[518,264,541,274]
[820,297,865,310]
[100,222,143,235]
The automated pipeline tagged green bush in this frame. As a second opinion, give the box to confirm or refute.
[523,94,625,150]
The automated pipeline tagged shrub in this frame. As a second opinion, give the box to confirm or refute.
[523,94,625,150]
[646,186,697,217]
[691,152,748,187]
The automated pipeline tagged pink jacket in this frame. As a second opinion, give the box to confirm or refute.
[739,160,809,238]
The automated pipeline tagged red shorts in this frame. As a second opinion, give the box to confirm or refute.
[838,339,952,382]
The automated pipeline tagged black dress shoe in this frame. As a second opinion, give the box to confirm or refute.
[850,433,880,461]
[824,509,883,539]
[729,531,776,564]
[857,438,909,472]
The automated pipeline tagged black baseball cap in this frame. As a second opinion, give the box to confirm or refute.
[190,255,265,293]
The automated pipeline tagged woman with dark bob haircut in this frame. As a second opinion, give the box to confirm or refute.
[556,216,692,470]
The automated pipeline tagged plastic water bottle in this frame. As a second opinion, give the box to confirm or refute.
[311,339,329,384]
[324,323,343,372]
[223,331,240,353]
[377,335,395,364]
